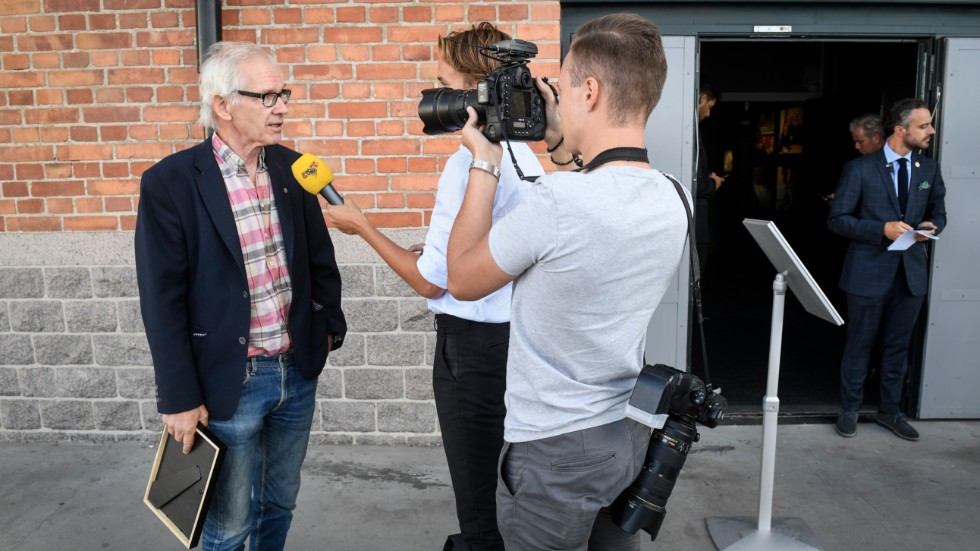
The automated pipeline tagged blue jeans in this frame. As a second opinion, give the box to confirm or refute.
[201,353,317,551]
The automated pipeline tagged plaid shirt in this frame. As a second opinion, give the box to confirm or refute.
[212,134,292,357]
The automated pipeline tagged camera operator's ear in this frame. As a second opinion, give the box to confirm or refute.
[584,76,600,112]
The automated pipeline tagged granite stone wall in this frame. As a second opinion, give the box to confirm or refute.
[0,231,441,445]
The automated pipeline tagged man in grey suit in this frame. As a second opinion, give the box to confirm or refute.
[828,98,947,441]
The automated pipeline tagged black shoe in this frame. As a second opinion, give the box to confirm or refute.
[875,412,919,441]
[836,411,858,437]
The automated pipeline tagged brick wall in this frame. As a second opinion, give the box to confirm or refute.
[0,0,562,442]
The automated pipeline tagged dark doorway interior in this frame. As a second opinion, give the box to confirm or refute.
[694,40,919,417]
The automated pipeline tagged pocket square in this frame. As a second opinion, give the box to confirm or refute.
[918,181,930,191]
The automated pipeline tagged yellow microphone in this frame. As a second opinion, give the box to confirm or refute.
[291,153,344,205]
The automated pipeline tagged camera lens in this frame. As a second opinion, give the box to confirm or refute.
[418,88,486,135]
[611,417,698,540]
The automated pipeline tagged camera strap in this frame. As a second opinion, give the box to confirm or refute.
[575,146,713,388]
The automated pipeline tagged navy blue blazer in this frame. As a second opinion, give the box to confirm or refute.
[828,148,947,298]
[135,139,346,420]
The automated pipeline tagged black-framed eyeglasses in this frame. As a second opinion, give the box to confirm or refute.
[236,89,292,108]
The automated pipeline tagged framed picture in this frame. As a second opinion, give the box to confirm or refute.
[779,107,804,154]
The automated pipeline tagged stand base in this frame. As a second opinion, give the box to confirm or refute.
[706,517,821,550]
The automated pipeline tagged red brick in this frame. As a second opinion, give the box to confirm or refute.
[75,32,131,50]
[356,63,417,80]
[313,120,343,136]
[76,197,103,213]
[4,0,42,16]
[122,50,151,66]
[531,4,562,21]
[345,158,375,174]
[24,108,78,124]
[7,215,62,231]
[378,157,407,173]
[31,181,85,197]
[366,212,422,228]
[63,216,118,231]
[2,54,30,70]
[152,49,181,65]
[307,46,337,63]
[119,215,137,231]
[377,193,405,209]
[294,64,353,80]
[89,14,115,29]
[55,144,112,161]
[408,157,436,172]
[119,12,148,29]
[0,200,16,215]
[104,197,133,212]
[435,5,464,22]
[389,100,418,118]
[1,17,28,34]
[12,127,40,143]
[156,86,185,103]
[115,143,173,159]
[309,83,340,100]
[16,164,43,179]
[362,139,420,156]
[168,67,199,84]
[404,45,431,62]
[242,8,271,25]
[407,193,435,209]
[70,126,99,142]
[159,124,190,140]
[63,52,90,68]
[102,162,130,178]
[150,11,180,28]
[5,90,31,107]
[126,87,154,103]
[468,5,497,21]
[345,121,374,137]
[421,137,459,155]
[3,182,29,197]
[369,6,397,23]
[35,89,62,105]
[4,71,44,88]
[341,82,371,99]
[46,198,74,214]
[388,26,442,44]
[72,163,101,178]
[88,179,140,195]
[378,120,404,136]
[45,0,99,12]
[128,125,157,140]
[33,52,60,69]
[39,127,68,142]
[91,51,120,67]
[323,26,382,44]
[262,27,320,45]
[305,8,334,24]
[29,16,55,32]
[514,24,559,41]
[144,106,198,122]
[136,30,194,47]
[58,14,87,31]
[82,106,140,123]
[108,68,165,85]
[49,69,104,87]
[336,7,365,23]
[16,199,45,214]
[329,101,387,119]
[329,175,387,192]
[500,4,529,21]
[338,45,370,61]
[403,7,431,23]
[282,120,311,138]
[370,45,399,62]
[43,163,72,178]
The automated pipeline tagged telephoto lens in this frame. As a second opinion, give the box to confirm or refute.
[611,416,700,540]
[418,88,486,136]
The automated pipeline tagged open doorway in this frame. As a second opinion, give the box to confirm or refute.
[694,40,920,417]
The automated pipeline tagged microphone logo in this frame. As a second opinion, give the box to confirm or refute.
[301,161,318,179]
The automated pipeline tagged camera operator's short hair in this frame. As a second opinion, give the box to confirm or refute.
[568,13,667,125]
[888,98,929,132]
[197,41,278,129]
[438,23,512,86]
[848,113,885,138]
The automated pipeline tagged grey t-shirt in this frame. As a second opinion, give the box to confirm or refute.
[489,166,689,443]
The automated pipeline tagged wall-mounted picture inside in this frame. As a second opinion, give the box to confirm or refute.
[779,107,803,154]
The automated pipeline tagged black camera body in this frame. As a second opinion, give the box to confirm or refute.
[611,364,726,540]
[418,39,548,142]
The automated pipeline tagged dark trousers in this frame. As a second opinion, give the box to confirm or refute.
[840,261,925,413]
[433,314,509,551]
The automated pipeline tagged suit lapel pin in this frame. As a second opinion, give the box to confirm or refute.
[885,163,892,169]
[914,161,920,168]
[918,181,930,190]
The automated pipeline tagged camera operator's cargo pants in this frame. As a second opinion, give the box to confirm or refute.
[496,417,651,551]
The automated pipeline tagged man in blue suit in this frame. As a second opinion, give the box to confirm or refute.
[135,42,346,550]
[828,98,946,441]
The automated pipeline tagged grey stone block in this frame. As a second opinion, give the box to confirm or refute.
[378,401,437,433]
[18,367,55,397]
[315,368,343,399]
[405,368,433,401]
[377,266,415,297]
[33,334,93,365]
[0,268,44,298]
[140,400,162,430]
[425,333,437,366]
[45,268,93,299]
[0,367,18,396]
[116,367,156,399]
[0,302,8,331]
[65,301,118,333]
[92,267,138,298]
[344,368,404,400]
[355,434,407,446]
[343,299,399,332]
[94,400,142,430]
[399,298,434,332]
[339,265,375,297]
[319,400,377,432]
[366,334,425,366]
[1,399,41,429]
[326,333,364,367]
[54,367,117,398]
[93,335,152,366]
[406,434,444,447]
[41,399,95,430]
[307,432,355,445]
[0,335,34,365]
[8,301,64,332]
[116,300,144,333]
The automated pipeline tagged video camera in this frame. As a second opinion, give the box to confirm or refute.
[611,363,727,541]
[418,39,548,142]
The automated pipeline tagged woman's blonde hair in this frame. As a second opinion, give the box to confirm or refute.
[438,23,512,86]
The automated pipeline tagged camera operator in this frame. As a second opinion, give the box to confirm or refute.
[447,13,690,550]
[325,23,542,551]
